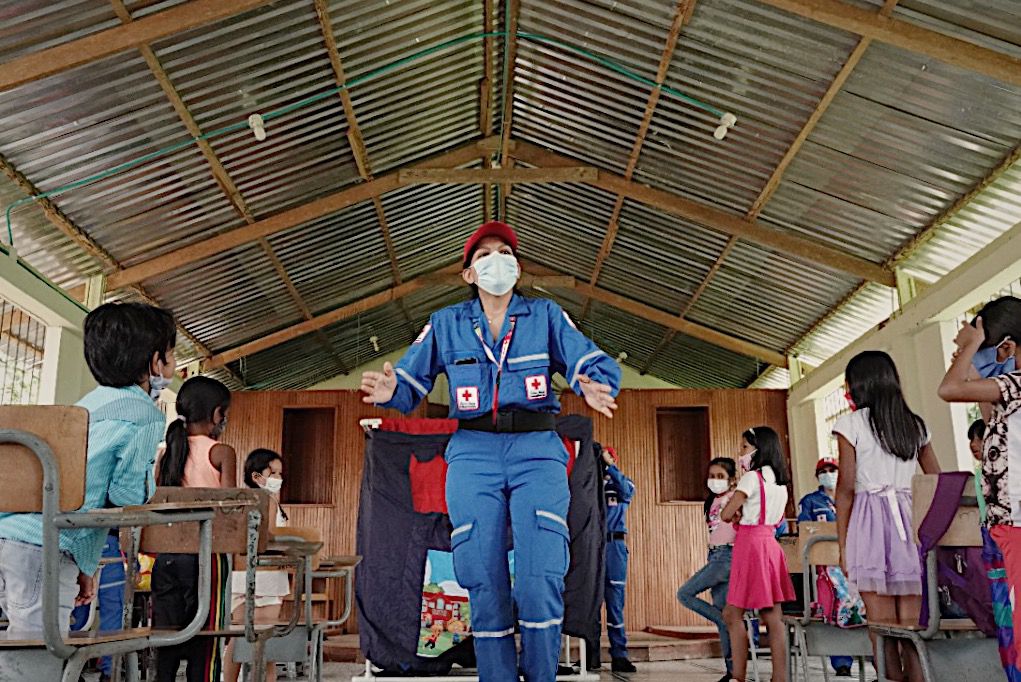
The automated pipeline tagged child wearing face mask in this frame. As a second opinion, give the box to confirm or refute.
[152,376,237,682]
[797,458,853,677]
[677,458,738,682]
[0,303,176,682]
[223,449,290,682]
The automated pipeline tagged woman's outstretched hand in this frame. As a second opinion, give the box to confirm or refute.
[361,362,398,405]
[578,375,618,418]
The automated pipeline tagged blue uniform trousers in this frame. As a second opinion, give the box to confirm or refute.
[446,430,571,682]
[604,538,629,659]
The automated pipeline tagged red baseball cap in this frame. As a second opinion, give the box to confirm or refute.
[463,221,519,267]
[604,446,617,462]
[815,457,839,474]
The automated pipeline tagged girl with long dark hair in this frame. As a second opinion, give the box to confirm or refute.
[721,426,794,682]
[152,376,237,682]
[835,351,940,682]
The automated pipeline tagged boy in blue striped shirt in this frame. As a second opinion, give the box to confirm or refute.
[0,302,176,680]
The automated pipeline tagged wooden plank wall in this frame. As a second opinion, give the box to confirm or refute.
[559,388,789,629]
[222,388,787,631]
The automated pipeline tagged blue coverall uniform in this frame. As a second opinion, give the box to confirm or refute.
[797,487,853,672]
[602,464,635,660]
[382,294,621,682]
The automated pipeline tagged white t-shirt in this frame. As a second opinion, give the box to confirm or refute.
[832,408,929,493]
[735,465,788,525]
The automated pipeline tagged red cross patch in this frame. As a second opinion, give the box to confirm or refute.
[526,375,548,400]
[456,386,479,411]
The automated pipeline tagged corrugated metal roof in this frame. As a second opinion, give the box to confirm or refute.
[635,0,861,215]
[598,199,732,314]
[1,175,103,289]
[0,1,118,63]
[893,1,1021,57]
[648,332,765,388]
[688,241,861,352]
[265,201,391,315]
[148,243,303,351]
[506,178,616,281]
[2,0,1020,393]
[333,0,486,173]
[512,0,667,175]
[382,179,483,281]
[153,0,361,220]
[899,158,1021,284]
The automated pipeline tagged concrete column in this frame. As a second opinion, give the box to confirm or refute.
[888,320,970,472]
[38,325,94,405]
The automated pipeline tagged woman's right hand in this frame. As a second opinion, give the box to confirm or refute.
[361,362,398,405]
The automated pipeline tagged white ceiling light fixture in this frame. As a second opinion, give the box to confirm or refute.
[247,113,267,142]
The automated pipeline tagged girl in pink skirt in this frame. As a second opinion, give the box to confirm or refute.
[722,426,795,682]
[835,351,941,682]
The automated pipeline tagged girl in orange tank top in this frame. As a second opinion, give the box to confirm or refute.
[152,376,236,682]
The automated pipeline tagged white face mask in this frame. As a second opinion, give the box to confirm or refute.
[262,476,283,495]
[818,472,838,490]
[149,372,173,401]
[707,479,730,495]
[472,252,519,296]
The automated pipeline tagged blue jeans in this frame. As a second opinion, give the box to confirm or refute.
[71,533,125,676]
[677,546,732,673]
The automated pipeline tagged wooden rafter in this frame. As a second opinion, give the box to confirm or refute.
[755,0,1021,88]
[204,263,787,371]
[398,167,597,184]
[314,0,419,340]
[640,0,900,374]
[511,140,896,286]
[110,0,348,377]
[579,0,694,324]
[0,0,277,92]
[105,139,498,290]
[497,0,522,219]
[0,152,245,386]
[480,0,496,222]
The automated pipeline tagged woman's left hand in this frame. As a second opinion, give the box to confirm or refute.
[578,375,618,418]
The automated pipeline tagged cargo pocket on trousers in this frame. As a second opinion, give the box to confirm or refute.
[531,510,570,578]
[450,521,482,589]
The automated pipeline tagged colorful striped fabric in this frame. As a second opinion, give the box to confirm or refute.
[982,528,1021,682]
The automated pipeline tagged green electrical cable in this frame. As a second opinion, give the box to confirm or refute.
[3,30,727,247]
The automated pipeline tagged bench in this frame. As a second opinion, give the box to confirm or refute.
[782,521,872,682]
[869,473,1002,682]
[0,406,227,682]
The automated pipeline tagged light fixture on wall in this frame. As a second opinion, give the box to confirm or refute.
[369,335,380,352]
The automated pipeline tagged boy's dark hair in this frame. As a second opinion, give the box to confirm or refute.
[974,297,1021,348]
[845,351,927,462]
[84,302,176,387]
[704,457,737,522]
[157,376,231,487]
[748,426,790,486]
[968,419,986,441]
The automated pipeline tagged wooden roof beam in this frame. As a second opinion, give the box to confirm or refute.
[106,138,499,290]
[203,264,787,370]
[398,167,597,184]
[481,0,496,222]
[497,0,522,219]
[579,0,695,324]
[110,0,348,375]
[640,1,899,376]
[755,0,1021,88]
[0,0,278,92]
[511,140,896,286]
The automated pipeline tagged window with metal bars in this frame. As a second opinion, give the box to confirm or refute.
[822,386,852,459]
[0,296,46,405]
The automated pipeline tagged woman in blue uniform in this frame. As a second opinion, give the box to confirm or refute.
[361,221,622,682]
